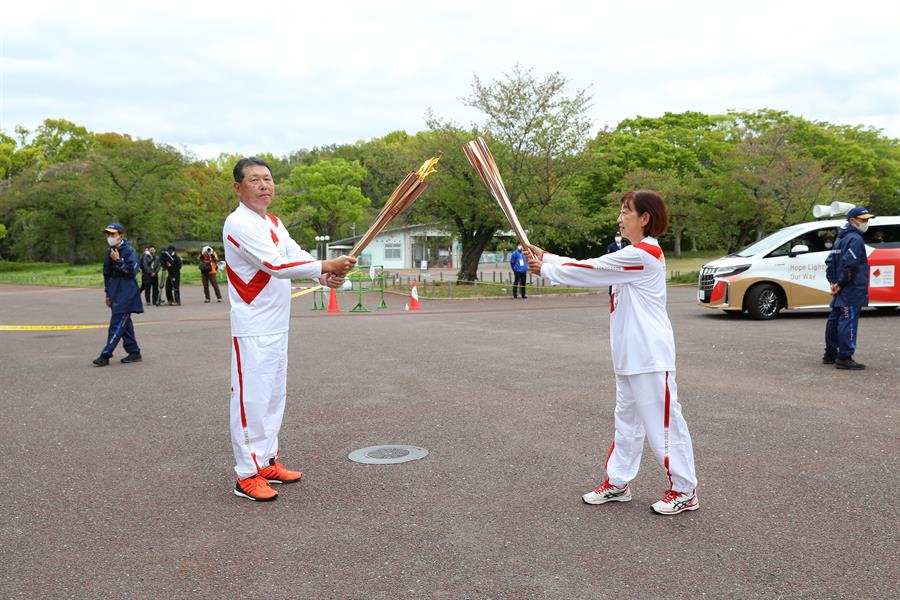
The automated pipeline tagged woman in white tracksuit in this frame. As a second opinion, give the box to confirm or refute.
[527,190,698,515]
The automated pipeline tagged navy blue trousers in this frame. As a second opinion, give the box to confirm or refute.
[824,305,861,359]
[101,312,140,357]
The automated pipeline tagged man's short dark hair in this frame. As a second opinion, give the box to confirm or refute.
[233,156,272,183]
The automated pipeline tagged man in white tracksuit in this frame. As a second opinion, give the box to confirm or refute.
[527,189,698,515]
[223,156,355,502]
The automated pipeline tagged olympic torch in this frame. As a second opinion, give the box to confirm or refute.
[350,157,441,259]
[463,137,530,247]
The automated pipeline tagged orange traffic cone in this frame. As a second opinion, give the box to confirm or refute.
[407,281,423,311]
[326,287,341,313]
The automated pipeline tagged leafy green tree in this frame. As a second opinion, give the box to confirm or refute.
[1,161,107,263]
[30,119,95,166]
[404,125,505,282]
[579,111,732,254]
[718,124,841,245]
[181,160,237,243]
[89,132,193,247]
[0,132,42,181]
[280,158,370,244]
[422,65,594,280]
[341,132,417,212]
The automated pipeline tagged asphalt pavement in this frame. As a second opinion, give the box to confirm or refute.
[0,283,897,599]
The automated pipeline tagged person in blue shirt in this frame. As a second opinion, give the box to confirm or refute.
[509,244,529,299]
[93,223,144,366]
[823,206,874,370]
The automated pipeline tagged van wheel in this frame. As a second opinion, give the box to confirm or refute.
[746,283,781,320]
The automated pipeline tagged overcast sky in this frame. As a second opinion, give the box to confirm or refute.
[2,0,897,159]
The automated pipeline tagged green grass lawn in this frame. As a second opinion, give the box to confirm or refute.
[0,261,217,288]
[0,251,722,295]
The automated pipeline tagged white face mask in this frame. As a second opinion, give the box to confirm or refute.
[853,220,870,233]
[824,242,833,249]
[615,236,622,243]
[107,236,120,247]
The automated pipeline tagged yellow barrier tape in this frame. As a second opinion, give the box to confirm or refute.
[291,285,323,299]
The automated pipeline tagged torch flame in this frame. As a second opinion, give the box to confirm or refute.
[414,156,441,181]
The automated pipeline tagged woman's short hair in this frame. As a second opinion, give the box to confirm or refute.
[621,190,669,237]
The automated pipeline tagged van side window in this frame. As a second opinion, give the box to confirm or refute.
[810,228,838,252]
[767,227,837,257]
[865,225,899,247]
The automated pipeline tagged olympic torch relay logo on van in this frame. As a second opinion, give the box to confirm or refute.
[697,205,900,320]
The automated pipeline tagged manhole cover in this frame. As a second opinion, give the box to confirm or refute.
[348,444,429,465]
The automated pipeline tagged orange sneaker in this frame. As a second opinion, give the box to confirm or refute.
[258,459,303,484]
[233,475,278,502]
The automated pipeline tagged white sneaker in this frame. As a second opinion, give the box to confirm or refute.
[582,479,632,505]
[651,489,699,515]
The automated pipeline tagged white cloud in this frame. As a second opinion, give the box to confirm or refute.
[1,0,897,158]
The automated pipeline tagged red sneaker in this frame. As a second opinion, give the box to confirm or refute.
[233,475,278,502]
[258,460,303,484]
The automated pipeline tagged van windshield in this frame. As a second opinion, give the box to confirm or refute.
[732,224,808,257]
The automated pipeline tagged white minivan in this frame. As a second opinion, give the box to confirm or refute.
[697,215,900,319]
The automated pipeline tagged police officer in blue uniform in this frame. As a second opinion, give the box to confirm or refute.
[93,223,144,367]
[823,206,875,370]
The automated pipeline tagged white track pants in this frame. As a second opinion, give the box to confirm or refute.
[230,333,288,479]
[604,371,697,493]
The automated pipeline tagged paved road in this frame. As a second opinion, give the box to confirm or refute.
[0,284,897,599]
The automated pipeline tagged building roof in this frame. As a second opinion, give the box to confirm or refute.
[329,223,440,246]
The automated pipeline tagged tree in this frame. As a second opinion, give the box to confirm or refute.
[1,161,107,263]
[426,65,594,281]
[280,158,370,244]
[181,160,237,243]
[30,119,95,166]
[612,169,704,256]
[89,133,193,246]
[579,112,734,254]
[721,125,839,243]
[0,132,42,181]
[405,125,506,282]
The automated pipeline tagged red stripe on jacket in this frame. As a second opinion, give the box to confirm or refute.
[227,235,241,249]
[226,265,271,304]
[266,214,281,246]
[634,242,663,261]
[262,260,314,271]
[563,262,643,271]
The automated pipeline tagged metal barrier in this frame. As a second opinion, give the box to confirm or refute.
[311,266,388,311]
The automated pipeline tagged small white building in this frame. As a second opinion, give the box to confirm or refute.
[328,224,459,269]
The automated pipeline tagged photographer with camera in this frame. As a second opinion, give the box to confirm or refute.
[199,245,223,303]
[160,245,182,306]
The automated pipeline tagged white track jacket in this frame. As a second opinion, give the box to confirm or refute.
[540,238,676,375]
[223,202,322,337]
